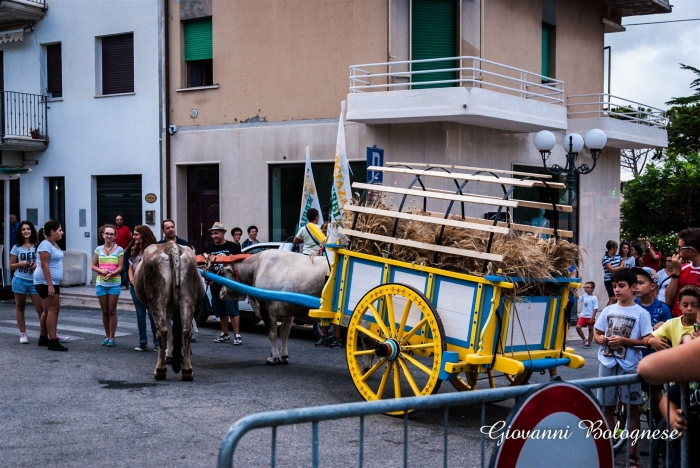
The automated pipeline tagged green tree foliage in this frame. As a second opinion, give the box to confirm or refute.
[621,153,700,238]
[621,64,700,239]
[665,64,700,156]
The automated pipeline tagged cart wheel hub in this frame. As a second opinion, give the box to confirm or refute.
[375,340,400,361]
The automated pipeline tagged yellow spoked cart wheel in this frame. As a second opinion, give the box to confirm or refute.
[450,367,533,391]
[346,283,446,415]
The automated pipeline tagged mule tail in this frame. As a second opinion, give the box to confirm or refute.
[170,243,183,374]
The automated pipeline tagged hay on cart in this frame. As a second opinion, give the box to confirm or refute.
[342,202,581,293]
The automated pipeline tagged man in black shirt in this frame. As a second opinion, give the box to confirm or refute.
[205,222,242,345]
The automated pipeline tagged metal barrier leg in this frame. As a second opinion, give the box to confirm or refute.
[271,426,277,468]
[359,416,364,468]
[312,421,320,467]
[480,402,486,468]
[680,385,689,468]
[443,406,449,468]
[403,412,408,468]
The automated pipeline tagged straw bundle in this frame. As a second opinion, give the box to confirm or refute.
[343,201,581,295]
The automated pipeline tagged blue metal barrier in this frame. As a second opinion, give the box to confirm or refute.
[218,374,687,468]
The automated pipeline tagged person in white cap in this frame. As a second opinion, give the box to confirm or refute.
[206,222,243,345]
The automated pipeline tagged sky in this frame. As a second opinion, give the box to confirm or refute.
[605,0,700,111]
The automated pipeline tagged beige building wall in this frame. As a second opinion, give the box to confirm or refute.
[168,0,625,306]
[555,0,606,97]
[169,0,387,127]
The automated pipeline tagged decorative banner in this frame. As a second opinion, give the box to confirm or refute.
[298,146,323,228]
[488,382,614,468]
[328,101,350,249]
[330,100,350,223]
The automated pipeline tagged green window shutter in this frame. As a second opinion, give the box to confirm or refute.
[184,18,212,62]
[411,0,457,88]
[541,25,551,78]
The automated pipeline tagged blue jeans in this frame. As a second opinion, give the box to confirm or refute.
[121,249,131,287]
[130,285,157,345]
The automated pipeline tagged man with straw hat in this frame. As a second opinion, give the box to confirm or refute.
[206,222,243,345]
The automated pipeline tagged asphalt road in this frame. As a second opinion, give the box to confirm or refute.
[0,302,614,467]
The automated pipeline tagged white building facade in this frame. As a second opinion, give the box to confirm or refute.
[0,0,163,284]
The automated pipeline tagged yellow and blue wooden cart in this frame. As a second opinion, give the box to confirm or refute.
[205,163,584,412]
[308,163,584,411]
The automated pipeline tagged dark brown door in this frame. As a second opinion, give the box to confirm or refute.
[187,191,219,254]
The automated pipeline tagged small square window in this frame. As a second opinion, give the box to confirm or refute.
[187,59,213,87]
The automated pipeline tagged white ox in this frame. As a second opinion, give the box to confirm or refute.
[220,250,329,365]
[134,242,205,381]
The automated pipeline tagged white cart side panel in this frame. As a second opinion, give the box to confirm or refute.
[504,298,550,351]
[344,259,384,315]
[434,278,477,347]
[389,269,429,330]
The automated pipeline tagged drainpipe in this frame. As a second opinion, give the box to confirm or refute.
[604,46,611,96]
[163,0,172,219]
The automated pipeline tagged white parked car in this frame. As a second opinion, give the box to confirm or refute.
[196,241,295,327]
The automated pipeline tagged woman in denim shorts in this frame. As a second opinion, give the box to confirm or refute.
[11,221,44,344]
[91,224,124,347]
[33,220,66,351]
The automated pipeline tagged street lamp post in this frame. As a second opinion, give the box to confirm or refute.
[534,129,607,238]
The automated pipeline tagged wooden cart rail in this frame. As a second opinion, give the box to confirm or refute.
[419,210,574,238]
[386,161,554,179]
[338,228,504,262]
[368,165,567,190]
[352,182,520,209]
[342,204,510,235]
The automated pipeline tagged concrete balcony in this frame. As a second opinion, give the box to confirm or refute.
[0,91,49,152]
[604,0,671,17]
[0,0,47,27]
[346,56,568,133]
[567,94,668,149]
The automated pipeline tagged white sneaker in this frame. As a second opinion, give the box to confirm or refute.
[57,335,71,343]
[233,334,242,345]
[19,333,29,344]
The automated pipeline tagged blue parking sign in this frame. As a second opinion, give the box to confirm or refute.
[366,146,384,184]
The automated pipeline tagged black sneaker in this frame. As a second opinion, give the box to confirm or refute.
[330,338,343,349]
[315,337,328,347]
[48,339,68,352]
[38,335,49,347]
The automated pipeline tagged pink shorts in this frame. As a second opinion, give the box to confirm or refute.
[577,317,593,327]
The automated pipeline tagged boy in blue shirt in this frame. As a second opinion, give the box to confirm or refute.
[632,266,672,330]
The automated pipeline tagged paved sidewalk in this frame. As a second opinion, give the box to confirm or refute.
[60,284,136,312]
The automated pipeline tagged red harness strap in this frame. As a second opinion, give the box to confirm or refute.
[197,254,252,283]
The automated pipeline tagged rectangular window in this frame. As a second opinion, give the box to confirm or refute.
[46,43,62,98]
[269,162,367,241]
[512,164,577,243]
[183,18,213,87]
[101,33,134,95]
[411,0,457,89]
[49,177,66,250]
[541,24,554,81]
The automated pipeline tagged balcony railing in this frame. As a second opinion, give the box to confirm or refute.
[349,56,565,105]
[17,0,46,6]
[567,93,667,128]
[1,91,48,142]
